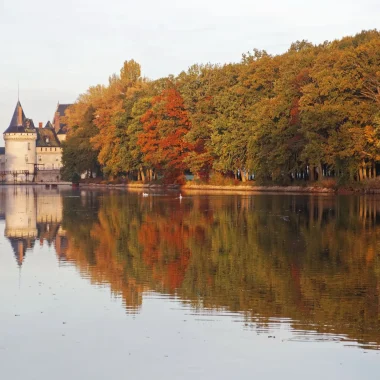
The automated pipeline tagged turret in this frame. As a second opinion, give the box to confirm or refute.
[3,101,37,182]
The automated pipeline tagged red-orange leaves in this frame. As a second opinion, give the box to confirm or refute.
[138,87,193,183]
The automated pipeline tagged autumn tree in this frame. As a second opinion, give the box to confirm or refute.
[90,60,147,178]
[176,64,218,180]
[61,105,101,181]
[138,86,193,183]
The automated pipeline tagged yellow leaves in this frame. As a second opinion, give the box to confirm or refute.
[120,59,142,87]
[364,125,375,144]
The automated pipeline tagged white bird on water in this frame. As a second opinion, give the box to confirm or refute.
[142,192,148,197]
[179,193,183,200]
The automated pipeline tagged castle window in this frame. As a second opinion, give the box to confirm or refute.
[28,142,30,150]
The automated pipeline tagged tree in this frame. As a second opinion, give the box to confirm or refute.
[138,86,193,183]
[61,105,100,181]
[90,60,146,178]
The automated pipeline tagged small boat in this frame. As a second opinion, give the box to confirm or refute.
[142,192,148,197]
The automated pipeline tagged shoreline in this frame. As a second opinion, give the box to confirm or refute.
[3,182,380,195]
[78,182,380,194]
[0,182,72,187]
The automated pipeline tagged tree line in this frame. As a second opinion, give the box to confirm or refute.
[61,30,380,184]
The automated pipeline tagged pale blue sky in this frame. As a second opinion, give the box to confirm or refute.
[0,0,379,136]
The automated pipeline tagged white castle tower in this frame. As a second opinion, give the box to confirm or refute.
[4,101,37,182]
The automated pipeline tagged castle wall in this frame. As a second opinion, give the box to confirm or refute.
[37,147,63,170]
[57,134,66,143]
[0,154,5,171]
[35,170,61,183]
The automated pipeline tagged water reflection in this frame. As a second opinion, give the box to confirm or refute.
[2,187,380,350]
[1,187,67,266]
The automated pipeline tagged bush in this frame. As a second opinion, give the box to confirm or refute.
[208,172,239,186]
[71,172,81,184]
[363,177,380,189]
[319,178,338,189]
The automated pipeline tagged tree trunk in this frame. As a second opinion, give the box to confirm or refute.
[139,166,145,182]
[309,165,315,182]
[358,167,363,182]
[362,160,367,180]
[318,163,323,181]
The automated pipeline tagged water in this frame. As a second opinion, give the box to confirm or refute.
[0,187,379,379]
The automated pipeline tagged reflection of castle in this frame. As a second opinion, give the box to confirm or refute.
[0,187,67,266]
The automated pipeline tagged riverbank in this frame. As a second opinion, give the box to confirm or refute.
[2,180,379,194]
[0,182,72,187]
[75,181,380,194]
[182,184,336,193]
[79,182,342,194]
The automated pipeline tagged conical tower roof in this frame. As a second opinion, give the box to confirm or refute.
[44,121,54,129]
[4,101,35,134]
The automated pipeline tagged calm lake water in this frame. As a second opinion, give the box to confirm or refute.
[0,186,380,379]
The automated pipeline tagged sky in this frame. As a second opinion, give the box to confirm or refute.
[0,0,379,137]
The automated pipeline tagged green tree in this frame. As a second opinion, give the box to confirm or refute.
[61,106,100,181]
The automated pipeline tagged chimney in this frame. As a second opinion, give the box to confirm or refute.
[54,112,60,132]
[39,122,43,129]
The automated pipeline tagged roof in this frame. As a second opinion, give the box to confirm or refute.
[57,104,71,116]
[36,128,61,147]
[4,101,36,134]
[54,103,72,134]
[45,121,54,129]
[0,147,5,155]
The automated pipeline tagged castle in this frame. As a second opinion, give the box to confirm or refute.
[0,101,72,182]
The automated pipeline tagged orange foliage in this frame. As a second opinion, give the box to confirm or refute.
[138,87,193,183]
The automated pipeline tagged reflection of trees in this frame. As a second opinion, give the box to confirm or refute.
[61,192,146,311]
[62,192,380,347]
